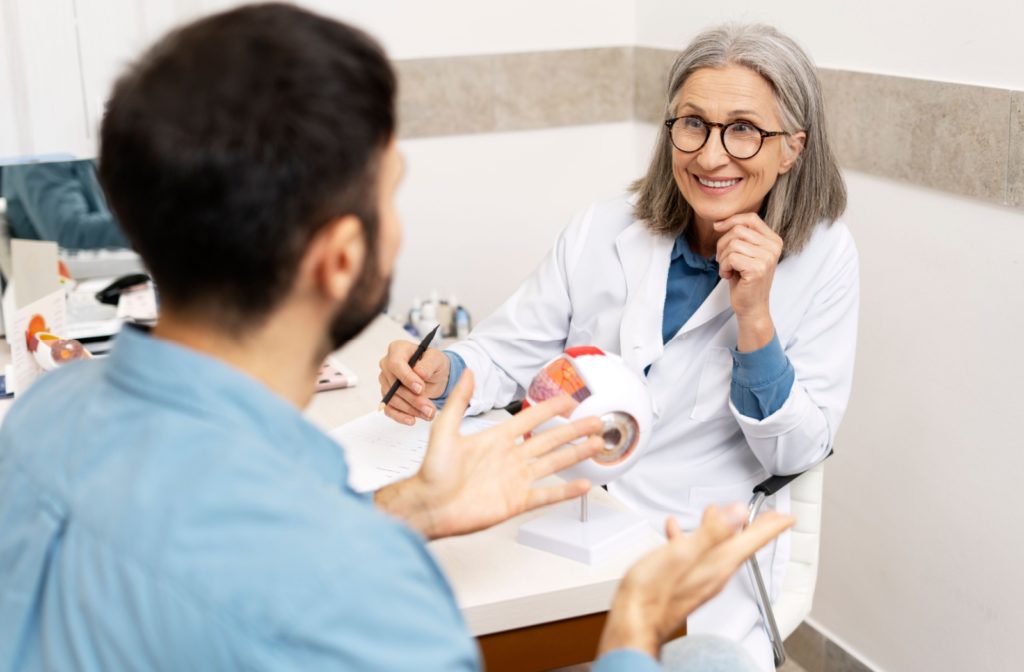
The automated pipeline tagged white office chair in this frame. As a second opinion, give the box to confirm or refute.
[745,455,829,668]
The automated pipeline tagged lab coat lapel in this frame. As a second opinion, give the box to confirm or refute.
[677,275,732,336]
[615,221,672,373]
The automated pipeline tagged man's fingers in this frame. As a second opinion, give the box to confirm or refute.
[680,504,750,557]
[493,394,578,440]
[529,435,603,478]
[522,415,603,459]
[721,511,794,561]
[430,369,474,439]
[524,478,593,511]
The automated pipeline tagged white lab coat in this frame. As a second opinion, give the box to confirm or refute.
[448,196,859,669]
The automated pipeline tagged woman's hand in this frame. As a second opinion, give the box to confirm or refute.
[374,370,604,540]
[378,339,451,424]
[714,213,783,351]
[598,504,794,659]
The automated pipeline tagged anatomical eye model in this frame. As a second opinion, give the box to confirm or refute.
[517,346,655,564]
[25,314,91,371]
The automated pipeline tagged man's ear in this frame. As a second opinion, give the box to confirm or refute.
[303,214,365,301]
[778,130,807,175]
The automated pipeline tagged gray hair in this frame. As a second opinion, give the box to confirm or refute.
[631,23,846,254]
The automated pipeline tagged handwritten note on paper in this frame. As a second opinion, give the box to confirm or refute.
[330,412,499,493]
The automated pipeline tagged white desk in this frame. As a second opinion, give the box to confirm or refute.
[0,315,668,671]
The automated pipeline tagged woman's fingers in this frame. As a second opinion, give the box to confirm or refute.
[429,369,475,440]
[383,403,419,425]
[381,341,427,395]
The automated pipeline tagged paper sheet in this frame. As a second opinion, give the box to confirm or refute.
[5,288,67,395]
[330,411,499,493]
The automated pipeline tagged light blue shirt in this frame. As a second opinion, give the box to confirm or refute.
[0,326,655,671]
[435,233,794,420]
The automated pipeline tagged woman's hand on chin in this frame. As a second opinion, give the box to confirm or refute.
[714,213,782,351]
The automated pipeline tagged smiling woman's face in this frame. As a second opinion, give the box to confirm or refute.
[671,65,803,229]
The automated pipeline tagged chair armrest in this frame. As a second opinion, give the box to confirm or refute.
[753,450,834,496]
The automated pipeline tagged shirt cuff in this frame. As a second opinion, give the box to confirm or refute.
[592,649,660,672]
[431,350,467,408]
[730,331,795,420]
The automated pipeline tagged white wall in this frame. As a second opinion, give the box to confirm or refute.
[812,171,1024,672]
[0,0,635,158]
[395,122,646,323]
[635,0,1024,90]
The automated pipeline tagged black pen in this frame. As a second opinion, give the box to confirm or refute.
[379,324,440,411]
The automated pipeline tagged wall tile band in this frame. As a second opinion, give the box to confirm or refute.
[396,47,1023,211]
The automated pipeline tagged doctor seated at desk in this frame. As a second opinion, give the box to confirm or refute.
[0,6,791,672]
[1,159,130,251]
[379,23,859,671]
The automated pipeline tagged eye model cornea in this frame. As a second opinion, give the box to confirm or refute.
[594,412,639,465]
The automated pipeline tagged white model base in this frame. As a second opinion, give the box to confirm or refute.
[516,498,652,565]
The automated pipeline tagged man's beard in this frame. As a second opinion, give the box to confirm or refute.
[326,249,391,352]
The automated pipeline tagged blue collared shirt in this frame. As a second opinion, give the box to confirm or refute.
[437,234,794,420]
[0,326,655,672]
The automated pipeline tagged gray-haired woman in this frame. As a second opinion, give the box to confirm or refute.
[379,24,858,669]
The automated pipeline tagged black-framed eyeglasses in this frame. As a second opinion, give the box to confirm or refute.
[664,116,788,160]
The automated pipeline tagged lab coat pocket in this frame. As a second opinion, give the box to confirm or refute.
[690,346,733,421]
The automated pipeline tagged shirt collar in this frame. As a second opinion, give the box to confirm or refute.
[671,232,719,272]
[104,325,349,487]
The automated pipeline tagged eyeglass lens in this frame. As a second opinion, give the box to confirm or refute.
[671,117,763,159]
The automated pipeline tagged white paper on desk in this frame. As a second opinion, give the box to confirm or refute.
[5,288,67,395]
[330,412,499,493]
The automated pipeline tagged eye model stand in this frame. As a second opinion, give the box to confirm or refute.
[516,412,652,565]
[516,491,652,565]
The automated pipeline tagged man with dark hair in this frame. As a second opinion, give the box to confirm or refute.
[0,4,789,670]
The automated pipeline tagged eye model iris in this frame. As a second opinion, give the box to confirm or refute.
[595,412,639,465]
[602,427,622,450]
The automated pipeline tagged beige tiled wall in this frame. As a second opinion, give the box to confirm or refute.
[395,47,1024,211]
[632,46,677,123]
[395,48,633,139]
[818,69,1012,205]
[1009,91,1024,208]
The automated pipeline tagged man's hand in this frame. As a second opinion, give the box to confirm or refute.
[374,370,604,539]
[378,339,451,425]
[598,504,794,658]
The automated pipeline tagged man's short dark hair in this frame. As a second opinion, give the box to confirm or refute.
[99,3,396,326]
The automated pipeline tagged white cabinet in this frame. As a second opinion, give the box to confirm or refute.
[0,0,224,160]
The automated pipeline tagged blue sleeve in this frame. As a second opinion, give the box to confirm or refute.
[729,332,795,420]
[592,649,660,672]
[5,163,129,249]
[430,350,467,408]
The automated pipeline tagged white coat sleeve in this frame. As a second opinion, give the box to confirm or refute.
[446,215,584,416]
[729,228,860,476]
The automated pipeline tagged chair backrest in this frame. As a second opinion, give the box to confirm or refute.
[773,461,825,638]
